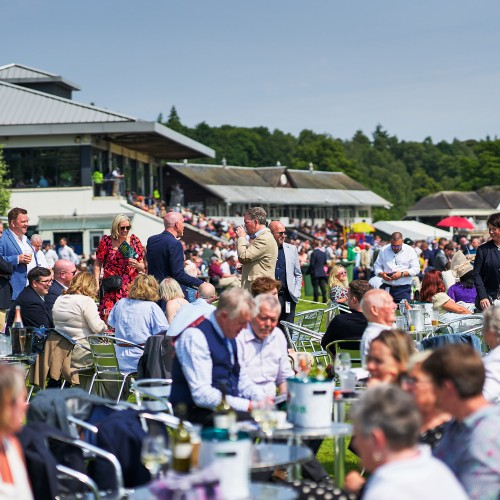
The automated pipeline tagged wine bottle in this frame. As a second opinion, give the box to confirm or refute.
[13,306,23,328]
[213,384,236,429]
[172,404,192,473]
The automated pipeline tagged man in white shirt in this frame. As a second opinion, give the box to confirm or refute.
[58,238,78,264]
[360,289,397,366]
[30,234,49,268]
[43,243,59,269]
[373,232,420,302]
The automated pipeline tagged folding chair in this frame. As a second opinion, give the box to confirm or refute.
[131,378,174,414]
[87,335,144,403]
[294,308,325,332]
[325,340,362,368]
[280,321,328,365]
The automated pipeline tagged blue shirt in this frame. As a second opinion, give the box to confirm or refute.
[108,298,169,371]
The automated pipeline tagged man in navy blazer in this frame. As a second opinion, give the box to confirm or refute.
[147,212,203,299]
[269,221,302,323]
[45,259,78,312]
[6,267,54,328]
[0,207,35,302]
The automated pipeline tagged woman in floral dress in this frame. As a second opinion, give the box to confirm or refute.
[94,214,145,319]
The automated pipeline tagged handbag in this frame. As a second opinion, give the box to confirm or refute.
[102,276,123,292]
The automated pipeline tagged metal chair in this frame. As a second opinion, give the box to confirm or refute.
[294,308,325,332]
[87,335,144,403]
[324,301,351,327]
[280,321,328,365]
[325,340,362,367]
[131,378,174,414]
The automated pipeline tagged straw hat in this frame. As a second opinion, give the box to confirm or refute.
[450,250,473,278]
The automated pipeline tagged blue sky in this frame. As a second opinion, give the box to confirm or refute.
[4,0,499,142]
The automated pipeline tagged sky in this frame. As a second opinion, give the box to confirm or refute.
[4,0,500,142]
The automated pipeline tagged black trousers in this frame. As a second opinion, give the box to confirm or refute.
[278,291,297,324]
[311,277,328,303]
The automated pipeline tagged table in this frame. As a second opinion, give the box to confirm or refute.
[251,443,312,472]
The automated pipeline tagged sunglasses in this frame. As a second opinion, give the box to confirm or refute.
[275,231,286,236]
[120,226,131,231]
[63,269,77,275]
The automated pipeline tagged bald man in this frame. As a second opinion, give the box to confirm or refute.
[360,288,397,365]
[146,211,203,300]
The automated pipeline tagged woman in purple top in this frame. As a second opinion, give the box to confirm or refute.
[447,250,476,306]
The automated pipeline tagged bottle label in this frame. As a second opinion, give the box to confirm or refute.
[174,443,193,459]
[214,414,235,429]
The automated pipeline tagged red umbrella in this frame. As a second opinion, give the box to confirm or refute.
[437,216,475,230]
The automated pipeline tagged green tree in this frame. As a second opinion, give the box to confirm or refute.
[0,147,11,215]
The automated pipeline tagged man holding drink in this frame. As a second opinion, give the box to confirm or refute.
[0,207,35,302]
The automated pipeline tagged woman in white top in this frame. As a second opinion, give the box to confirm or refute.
[159,278,189,324]
[0,365,33,499]
[52,272,106,390]
[345,384,467,499]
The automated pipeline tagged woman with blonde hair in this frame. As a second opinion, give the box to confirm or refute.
[328,263,349,304]
[0,365,33,499]
[52,272,107,389]
[94,213,145,319]
[160,277,189,323]
[108,274,168,371]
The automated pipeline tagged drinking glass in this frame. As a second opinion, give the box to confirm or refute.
[189,424,202,470]
[18,328,27,354]
[338,353,351,373]
[141,435,169,479]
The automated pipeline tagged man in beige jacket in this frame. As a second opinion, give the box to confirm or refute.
[236,207,278,291]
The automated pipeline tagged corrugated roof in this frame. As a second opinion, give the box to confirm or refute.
[287,169,367,190]
[0,81,133,125]
[409,191,493,211]
[204,185,389,206]
[0,63,80,90]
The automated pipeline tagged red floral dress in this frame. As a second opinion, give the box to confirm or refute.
[96,234,145,319]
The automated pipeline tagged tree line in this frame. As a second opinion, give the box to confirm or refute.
[159,107,500,220]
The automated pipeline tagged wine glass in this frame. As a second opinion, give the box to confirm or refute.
[338,353,351,373]
[141,435,169,480]
[18,328,27,354]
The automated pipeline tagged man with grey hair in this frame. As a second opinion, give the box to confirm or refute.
[360,288,397,365]
[236,207,278,291]
[147,211,203,300]
[171,287,265,423]
[167,282,218,338]
[30,234,49,268]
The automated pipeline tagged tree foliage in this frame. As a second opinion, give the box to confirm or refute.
[158,110,500,220]
[0,147,11,215]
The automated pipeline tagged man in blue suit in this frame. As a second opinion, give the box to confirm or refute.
[146,212,203,300]
[0,207,35,302]
[269,221,302,323]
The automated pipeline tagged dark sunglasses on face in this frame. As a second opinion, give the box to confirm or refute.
[120,226,131,231]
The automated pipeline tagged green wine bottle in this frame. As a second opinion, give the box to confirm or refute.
[213,383,236,429]
[172,404,192,473]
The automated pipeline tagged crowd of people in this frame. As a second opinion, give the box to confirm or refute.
[0,203,500,498]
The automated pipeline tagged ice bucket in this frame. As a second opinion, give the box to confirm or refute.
[9,327,34,355]
[200,429,251,499]
[287,377,334,428]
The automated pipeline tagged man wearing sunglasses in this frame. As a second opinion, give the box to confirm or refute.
[45,259,78,312]
[373,232,420,302]
[6,267,54,328]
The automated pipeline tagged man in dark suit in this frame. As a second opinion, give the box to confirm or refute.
[0,254,13,329]
[45,259,77,312]
[146,212,203,300]
[269,220,302,323]
[6,267,54,328]
[320,280,373,351]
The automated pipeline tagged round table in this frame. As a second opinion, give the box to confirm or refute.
[251,443,312,472]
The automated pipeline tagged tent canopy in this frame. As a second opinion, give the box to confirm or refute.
[373,220,451,241]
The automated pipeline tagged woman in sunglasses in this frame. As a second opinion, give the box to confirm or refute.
[94,214,145,320]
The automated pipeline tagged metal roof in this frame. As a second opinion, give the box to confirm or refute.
[0,63,80,91]
[0,81,214,159]
[204,185,390,206]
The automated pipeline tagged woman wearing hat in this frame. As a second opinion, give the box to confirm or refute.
[447,250,477,306]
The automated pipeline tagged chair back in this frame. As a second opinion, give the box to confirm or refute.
[280,321,328,365]
[325,340,362,367]
[294,309,325,332]
[131,378,174,414]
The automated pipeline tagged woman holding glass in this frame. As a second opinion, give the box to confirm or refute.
[94,214,145,320]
